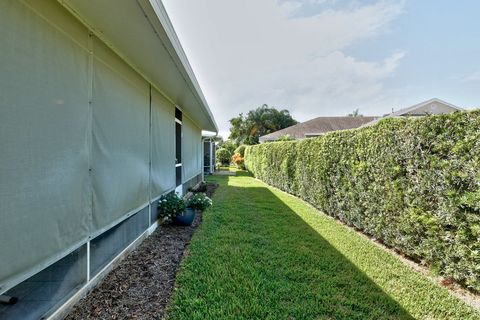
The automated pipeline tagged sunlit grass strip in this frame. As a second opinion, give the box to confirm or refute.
[167,174,480,320]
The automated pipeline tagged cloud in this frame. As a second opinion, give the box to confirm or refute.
[162,0,405,137]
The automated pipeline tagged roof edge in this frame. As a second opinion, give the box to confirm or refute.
[147,0,218,132]
[390,98,464,117]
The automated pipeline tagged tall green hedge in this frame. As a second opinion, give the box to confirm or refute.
[245,111,480,292]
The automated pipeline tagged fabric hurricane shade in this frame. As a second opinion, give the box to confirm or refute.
[0,0,91,293]
[0,0,190,293]
[151,90,176,199]
[182,116,202,183]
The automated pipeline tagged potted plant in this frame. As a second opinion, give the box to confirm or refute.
[174,206,197,226]
[186,193,212,213]
[158,193,185,224]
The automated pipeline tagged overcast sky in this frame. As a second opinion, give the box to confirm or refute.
[162,0,480,138]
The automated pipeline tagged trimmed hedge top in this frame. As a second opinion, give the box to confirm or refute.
[245,111,480,292]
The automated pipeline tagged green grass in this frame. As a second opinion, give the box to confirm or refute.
[167,172,480,319]
[217,165,237,172]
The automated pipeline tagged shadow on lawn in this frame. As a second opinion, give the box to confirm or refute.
[235,170,253,177]
[201,174,413,319]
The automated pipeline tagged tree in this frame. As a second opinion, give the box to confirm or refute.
[348,108,363,117]
[215,148,231,166]
[218,139,238,155]
[229,104,297,145]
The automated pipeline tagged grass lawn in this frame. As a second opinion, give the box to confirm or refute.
[167,171,480,319]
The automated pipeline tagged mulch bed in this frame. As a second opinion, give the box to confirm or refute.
[66,183,218,320]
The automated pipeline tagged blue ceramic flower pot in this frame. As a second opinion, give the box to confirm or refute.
[173,208,196,226]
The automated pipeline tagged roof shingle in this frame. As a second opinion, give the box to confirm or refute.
[259,116,378,142]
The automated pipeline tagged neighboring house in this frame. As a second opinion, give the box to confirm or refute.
[259,116,378,142]
[387,98,463,117]
[0,1,216,319]
[261,99,464,143]
[363,98,464,127]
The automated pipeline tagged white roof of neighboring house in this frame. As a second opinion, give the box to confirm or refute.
[388,98,463,117]
[59,0,217,132]
[362,98,463,127]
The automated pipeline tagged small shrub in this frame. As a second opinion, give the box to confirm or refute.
[186,193,212,211]
[232,152,245,169]
[234,145,247,157]
[158,193,185,221]
[216,148,231,166]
